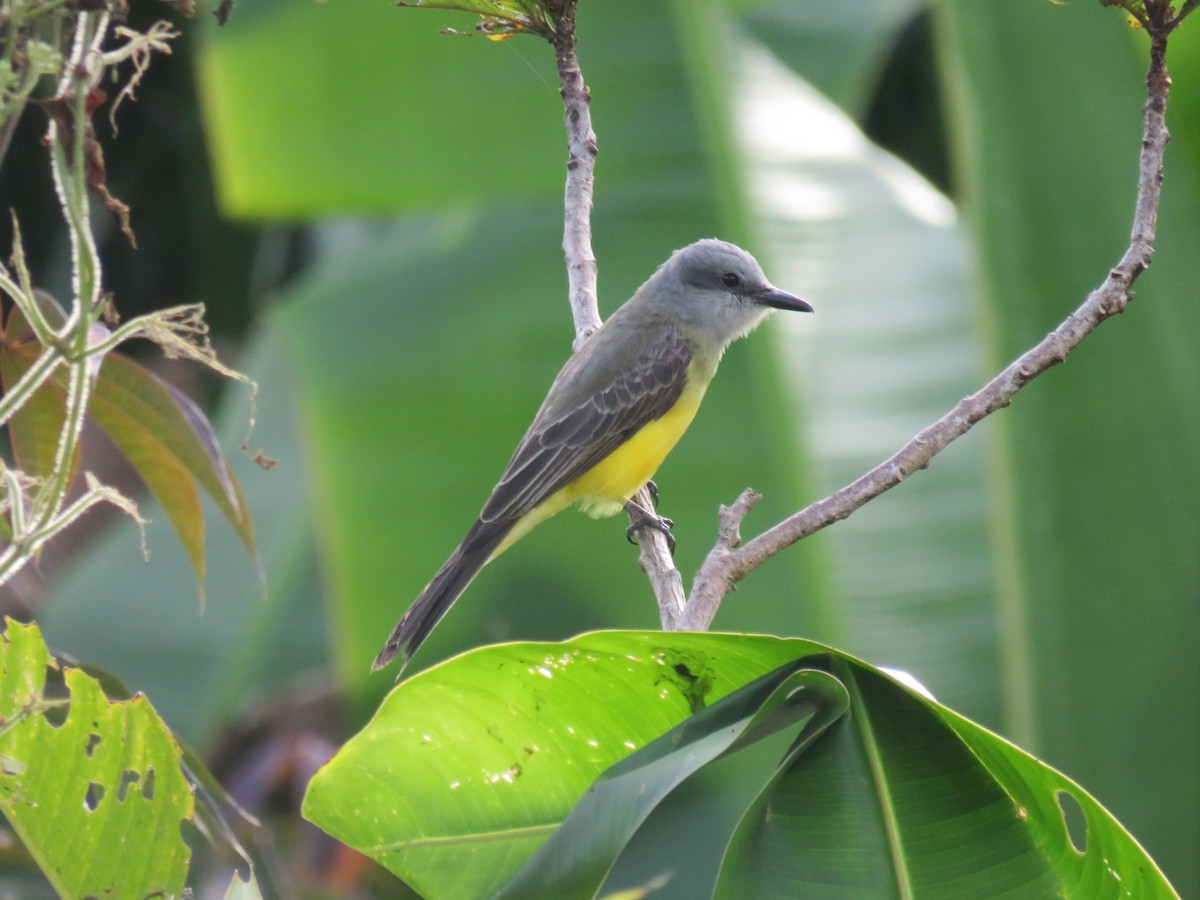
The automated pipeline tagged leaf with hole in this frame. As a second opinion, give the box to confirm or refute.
[0,618,193,898]
[303,632,1176,898]
[303,632,813,897]
[494,658,850,899]
[715,659,1177,898]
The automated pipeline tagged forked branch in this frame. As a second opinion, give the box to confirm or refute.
[538,1,1178,633]
[680,16,1175,630]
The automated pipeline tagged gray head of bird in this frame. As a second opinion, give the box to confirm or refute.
[648,239,813,347]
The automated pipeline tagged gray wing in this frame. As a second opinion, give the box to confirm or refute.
[480,324,692,523]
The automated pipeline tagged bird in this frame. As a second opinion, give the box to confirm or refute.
[372,239,812,671]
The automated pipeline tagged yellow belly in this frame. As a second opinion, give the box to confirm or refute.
[566,383,704,517]
[489,380,706,559]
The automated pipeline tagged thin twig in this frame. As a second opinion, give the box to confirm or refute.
[679,18,1175,632]
[633,489,686,629]
[550,0,600,347]
[27,11,107,528]
[548,2,687,624]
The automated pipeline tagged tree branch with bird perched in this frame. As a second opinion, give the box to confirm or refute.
[375,0,1188,668]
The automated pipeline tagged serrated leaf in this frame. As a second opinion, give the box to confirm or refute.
[72,660,262,878]
[0,618,193,898]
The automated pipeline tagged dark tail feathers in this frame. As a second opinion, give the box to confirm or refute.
[372,519,511,672]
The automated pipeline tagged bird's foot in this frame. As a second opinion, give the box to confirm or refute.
[625,499,676,555]
[647,479,661,509]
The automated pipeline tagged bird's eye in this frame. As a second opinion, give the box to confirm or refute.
[721,272,741,289]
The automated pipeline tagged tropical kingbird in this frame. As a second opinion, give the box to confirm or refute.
[373,239,812,671]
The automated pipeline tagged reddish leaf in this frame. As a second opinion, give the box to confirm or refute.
[88,372,208,586]
[0,305,79,485]
[91,353,257,560]
[0,300,258,588]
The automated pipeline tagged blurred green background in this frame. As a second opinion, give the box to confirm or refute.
[2,0,1195,894]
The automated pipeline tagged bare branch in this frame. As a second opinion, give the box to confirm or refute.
[629,483,687,629]
[680,19,1174,631]
[548,2,686,625]
[1178,0,1200,24]
[549,0,600,347]
[678,490,760,631]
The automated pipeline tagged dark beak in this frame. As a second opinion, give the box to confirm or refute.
[752,285,813,313]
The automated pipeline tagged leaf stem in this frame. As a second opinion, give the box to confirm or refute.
[0,10,108,586]
[0,346,62,428]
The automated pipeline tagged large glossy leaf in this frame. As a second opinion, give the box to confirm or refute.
[0,618,192,898]
[303,633,815,897]
[936,2,1200,891]
[495,663,848,899]
[725,29,995,720]
[304,632,1173,898]
[717,660,1175,898]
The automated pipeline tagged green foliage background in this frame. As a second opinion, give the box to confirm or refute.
[29,0,1198,894]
